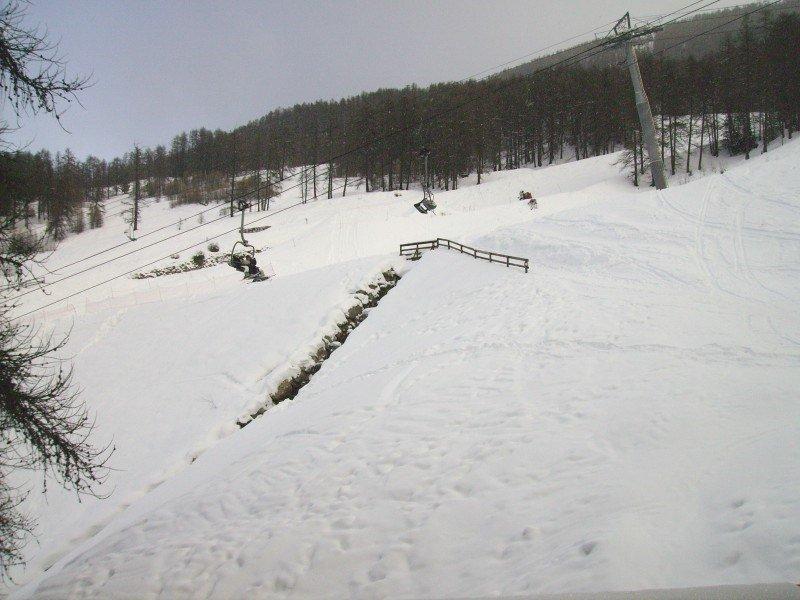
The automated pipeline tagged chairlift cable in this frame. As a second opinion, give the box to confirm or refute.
[15,176,366,319]
[11,0,736,307]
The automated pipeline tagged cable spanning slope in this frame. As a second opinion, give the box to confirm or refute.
[17,153,630,320]
[13,173,365,318]
[21,132,800,600]
[12,0,745,313]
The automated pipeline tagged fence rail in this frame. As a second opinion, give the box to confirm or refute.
[399,238,529,273]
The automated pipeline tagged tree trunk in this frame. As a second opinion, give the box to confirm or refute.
[669,116,676,175]
[398,155,405,192]
[255,170,261,211]
[364,151,371,192]
[537,120,544,167]
[744,110,752,160]
[686,111,693,174]
[639,132,645,175]
[133,146,141,230]
[698,110,706,171]
[312,163,318,197]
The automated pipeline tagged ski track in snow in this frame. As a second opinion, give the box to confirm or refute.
[10,143,800,598]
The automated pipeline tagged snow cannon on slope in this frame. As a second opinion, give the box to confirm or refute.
[519,190,537,210]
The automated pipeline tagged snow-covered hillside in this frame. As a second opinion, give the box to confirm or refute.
[11,139,800,597]
[16,153,631,321]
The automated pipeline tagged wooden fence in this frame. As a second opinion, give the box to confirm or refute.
[399,238,529,273]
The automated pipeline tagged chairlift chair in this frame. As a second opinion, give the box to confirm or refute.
[415,147,437,213]
[228,199,268,281]
[421,188,437,212]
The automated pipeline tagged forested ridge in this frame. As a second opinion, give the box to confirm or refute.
[501,0,800,76]
[1,4,799,240]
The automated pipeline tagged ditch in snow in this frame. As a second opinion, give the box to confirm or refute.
[236,268,402,428]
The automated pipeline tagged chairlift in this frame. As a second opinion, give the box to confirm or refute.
[413,200,430,214]
[415,147,437,214]
[228,199,268,281]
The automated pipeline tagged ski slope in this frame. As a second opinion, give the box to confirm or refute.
[9,152,630,588]
[10,257,405,584]
[16,153,627,321]
[11,139,800,597]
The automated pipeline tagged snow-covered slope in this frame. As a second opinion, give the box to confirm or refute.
[12,257,404,584]
[10,151,628,587]
[12,140,800,597]
[17,153,628,320]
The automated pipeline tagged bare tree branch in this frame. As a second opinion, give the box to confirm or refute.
[0,1,91,120]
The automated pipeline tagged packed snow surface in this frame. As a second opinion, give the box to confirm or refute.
[12,257,404,584]
[12,141,800,597]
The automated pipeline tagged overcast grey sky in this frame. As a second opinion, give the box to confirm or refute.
[3,0,746,160]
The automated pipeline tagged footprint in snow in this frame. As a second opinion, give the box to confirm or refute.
[580,541,597,556]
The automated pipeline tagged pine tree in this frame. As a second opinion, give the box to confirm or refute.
[88,200,103,229]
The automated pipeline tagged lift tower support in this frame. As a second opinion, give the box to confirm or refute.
[612,13,668,190]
